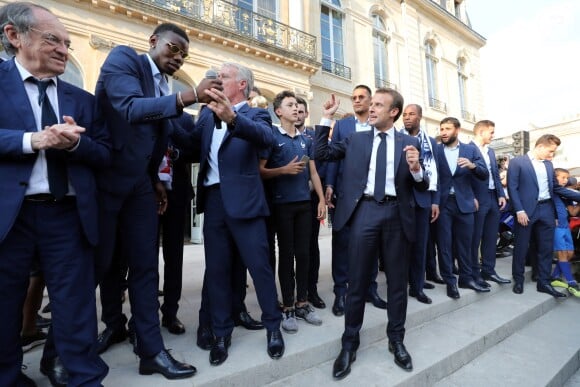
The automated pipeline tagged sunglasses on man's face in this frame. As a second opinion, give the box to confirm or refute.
[159,38,188,59]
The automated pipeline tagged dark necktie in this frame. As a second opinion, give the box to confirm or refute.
[374,132,387,202]
[29,78,68,200]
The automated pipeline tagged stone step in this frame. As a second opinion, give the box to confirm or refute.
[436,297,580,387]
[266,276,563,387]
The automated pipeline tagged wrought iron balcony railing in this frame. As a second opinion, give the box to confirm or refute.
[322,58,352,80]
[429,97,447,112]
[116,0,317,62]
[374,77,398,90]
[461,110,476,122]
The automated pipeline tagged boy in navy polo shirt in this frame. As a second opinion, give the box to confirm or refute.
[259,91,326,333]
[551,168,580,297]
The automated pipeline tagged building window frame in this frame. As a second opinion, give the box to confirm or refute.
[321,0,346,75]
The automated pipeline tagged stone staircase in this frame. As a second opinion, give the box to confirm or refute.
[23,235,580,386]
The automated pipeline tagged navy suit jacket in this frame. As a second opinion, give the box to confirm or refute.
[324,116,360,192]
[434,142,488,213]
[194,103,274,219]
[470,142,505,206]
[0,59,111,245]
[315,126,429,240]
[95,45,186,195]
[507,154,580,216]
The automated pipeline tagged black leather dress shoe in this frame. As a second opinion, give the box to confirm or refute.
[332,295,346,316]
[447,284,460,299]
[234,311,264,330]
[410,290,432,304]
[139,349,197,379]
[196,324,215,350]
[423,282,435,290]
[35,314,51,329]
[162,317,186,335]
[209,336,231,366]
[482,273,511,284]
[531,272,538,282]
[95,326,128,354]
[458,279,491,293]
[475,279,491,288]
[389,341,413,371]
[366,291,387,309]
[426,273,446,284]
[537,284,567,298]
[267,329,285,359]
[513,282,524,294]
[308,292,326,309]
[332,349,356,380]
[19,371,37,387]
[40,357,68,387]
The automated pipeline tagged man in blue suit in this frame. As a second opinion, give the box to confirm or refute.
[401,104,440,304]
[316,89,429,379]
[470,120,511,285]
[508,134,580,297]
[0,3,108,386]
[434,117,489,299]
[94,23,219,379]
[325,85,386,316]
[193,62,284,366]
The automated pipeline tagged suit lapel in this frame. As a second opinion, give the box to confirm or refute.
[363,129,373,171]
[438,143,452,176]
[0,61,37,131]
[140,55,156,98]
[56,80,75,122]
[523,155,539,190]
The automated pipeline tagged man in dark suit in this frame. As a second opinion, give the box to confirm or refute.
[434,117,489,299]
[0,3,108,385]
[325,85,386,316]
[470,120,511,285]
[94,23,219,379]
[401,104,440,304]
[507,134,580,297]
[193,62,284,366]
[315,89,429,379]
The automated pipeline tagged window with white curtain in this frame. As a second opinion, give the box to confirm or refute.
[425,42,438,101]
[372,14,389,88]
[320,0,344,71]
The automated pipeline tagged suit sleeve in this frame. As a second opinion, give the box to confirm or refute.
[314,125,347,161]
[99,46,180,124]
[324,120,340,189]
[228,108,274,149]
[507,159,524,212]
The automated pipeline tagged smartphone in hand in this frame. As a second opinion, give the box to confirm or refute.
[300,155,310,164]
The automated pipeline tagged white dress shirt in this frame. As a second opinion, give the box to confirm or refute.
[527,151,550,201]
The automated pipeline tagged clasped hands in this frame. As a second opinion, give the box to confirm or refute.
[31,115,83,151]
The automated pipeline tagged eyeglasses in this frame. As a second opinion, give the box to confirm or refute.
[29,28,73,51]
[159,38,188,59]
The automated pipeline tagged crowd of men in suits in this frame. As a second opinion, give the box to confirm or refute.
[1,2,580,386]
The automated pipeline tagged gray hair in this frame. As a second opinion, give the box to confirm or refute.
[0,2,50,55]
[222,62,254,98]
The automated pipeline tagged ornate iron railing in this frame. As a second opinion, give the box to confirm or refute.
[375,77,398,90]
[429,97,447,112]
[321,58,351,79]
[461,109,475,122]
[114,0,317,62]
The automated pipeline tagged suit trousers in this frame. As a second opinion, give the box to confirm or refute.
[158,186,189,320]
[437,196,475,285]
[202,186,281,337]
[96,176,164,358]
[0,200,107,387]
[472,190,501,278]
[408,206,431,293]
[342,199,409,351]
[512,201,555,285]
[308,190,322,293]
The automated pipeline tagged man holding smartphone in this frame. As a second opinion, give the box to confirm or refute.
[259,91,326,334]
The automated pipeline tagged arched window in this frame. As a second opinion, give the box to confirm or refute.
[321,0,346,76]
[372,14,390,89]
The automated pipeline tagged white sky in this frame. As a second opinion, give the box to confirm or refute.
[467,0,580,136]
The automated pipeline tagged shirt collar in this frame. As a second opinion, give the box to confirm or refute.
[233,100,247,112]
[145,53,162,81]
[15,58,58,84]
[355,117,370,127]
[373,127,395,137]
[527,150,544,162]
[277,125,302,138]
